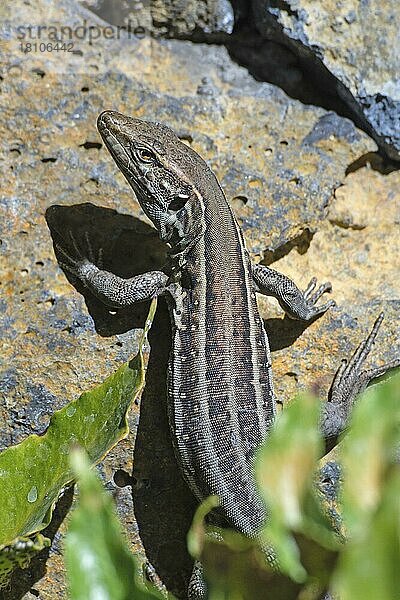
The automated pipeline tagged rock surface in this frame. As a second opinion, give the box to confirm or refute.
[82,0,235,37]
[0,0,399,598]
[252,0,400,160]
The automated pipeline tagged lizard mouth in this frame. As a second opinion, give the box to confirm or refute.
[97,111,142,185]
[97,110,167,220]
[97,110,130,160]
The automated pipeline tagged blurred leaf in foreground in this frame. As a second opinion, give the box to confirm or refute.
[65,448,164,600]
[333,374,400,600]
[340,373,400,537]
[256,394,337,585]
[187,497,301,600]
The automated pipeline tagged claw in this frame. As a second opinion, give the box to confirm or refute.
[345,312,384,376]
[68,230,84,259]
[303,277,332,310]
[84,230,96,263]
[57,259,77,276]
[304,277,317,299]
[316,299,336,314]
[55,230,98,280]
[310,281,332,304]
[336,358,348,379]
[97,246,104,269]
[55,243,80,268]
[328,312,398,406]
[363,359,400,384]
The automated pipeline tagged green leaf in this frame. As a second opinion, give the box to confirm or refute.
[65,448,163,600]
[340,374,400,538]
[187,495,220,558]
[0,361,142,544]
[255,395,326,581]
[334,465,400,600]
[0,299,156,585]
[332,374,400,600]
[256,395,322,531]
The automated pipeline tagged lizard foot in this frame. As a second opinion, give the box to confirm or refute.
[300,277,336,319]
[281,276,335,321]
[329,313,399,405]
[322,313,400,439]
[55,231,103,278]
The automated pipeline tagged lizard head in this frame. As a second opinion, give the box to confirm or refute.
[97,110,207,252]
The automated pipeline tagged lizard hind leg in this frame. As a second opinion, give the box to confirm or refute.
[321,313,400,439]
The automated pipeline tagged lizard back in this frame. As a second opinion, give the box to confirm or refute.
[167,172,275,536]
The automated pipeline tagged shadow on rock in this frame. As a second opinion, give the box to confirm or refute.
[46,203,167,337]
[132,298,197,599]
[264,316,310,352]
[46,203,196,598]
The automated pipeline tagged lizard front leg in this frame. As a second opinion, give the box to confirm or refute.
[252,263,335,320]
[252,263,399,440]
[56,233,168,307]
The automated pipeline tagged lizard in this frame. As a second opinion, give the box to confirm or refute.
[56,110,399,599]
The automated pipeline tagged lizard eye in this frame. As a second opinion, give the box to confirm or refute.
[138,148,156,163]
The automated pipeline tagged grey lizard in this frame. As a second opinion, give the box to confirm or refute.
[56,110,399,599]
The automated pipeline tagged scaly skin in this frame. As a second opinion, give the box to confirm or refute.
[56,110,399,599]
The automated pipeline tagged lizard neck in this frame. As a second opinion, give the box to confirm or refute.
[166,168,234,257]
